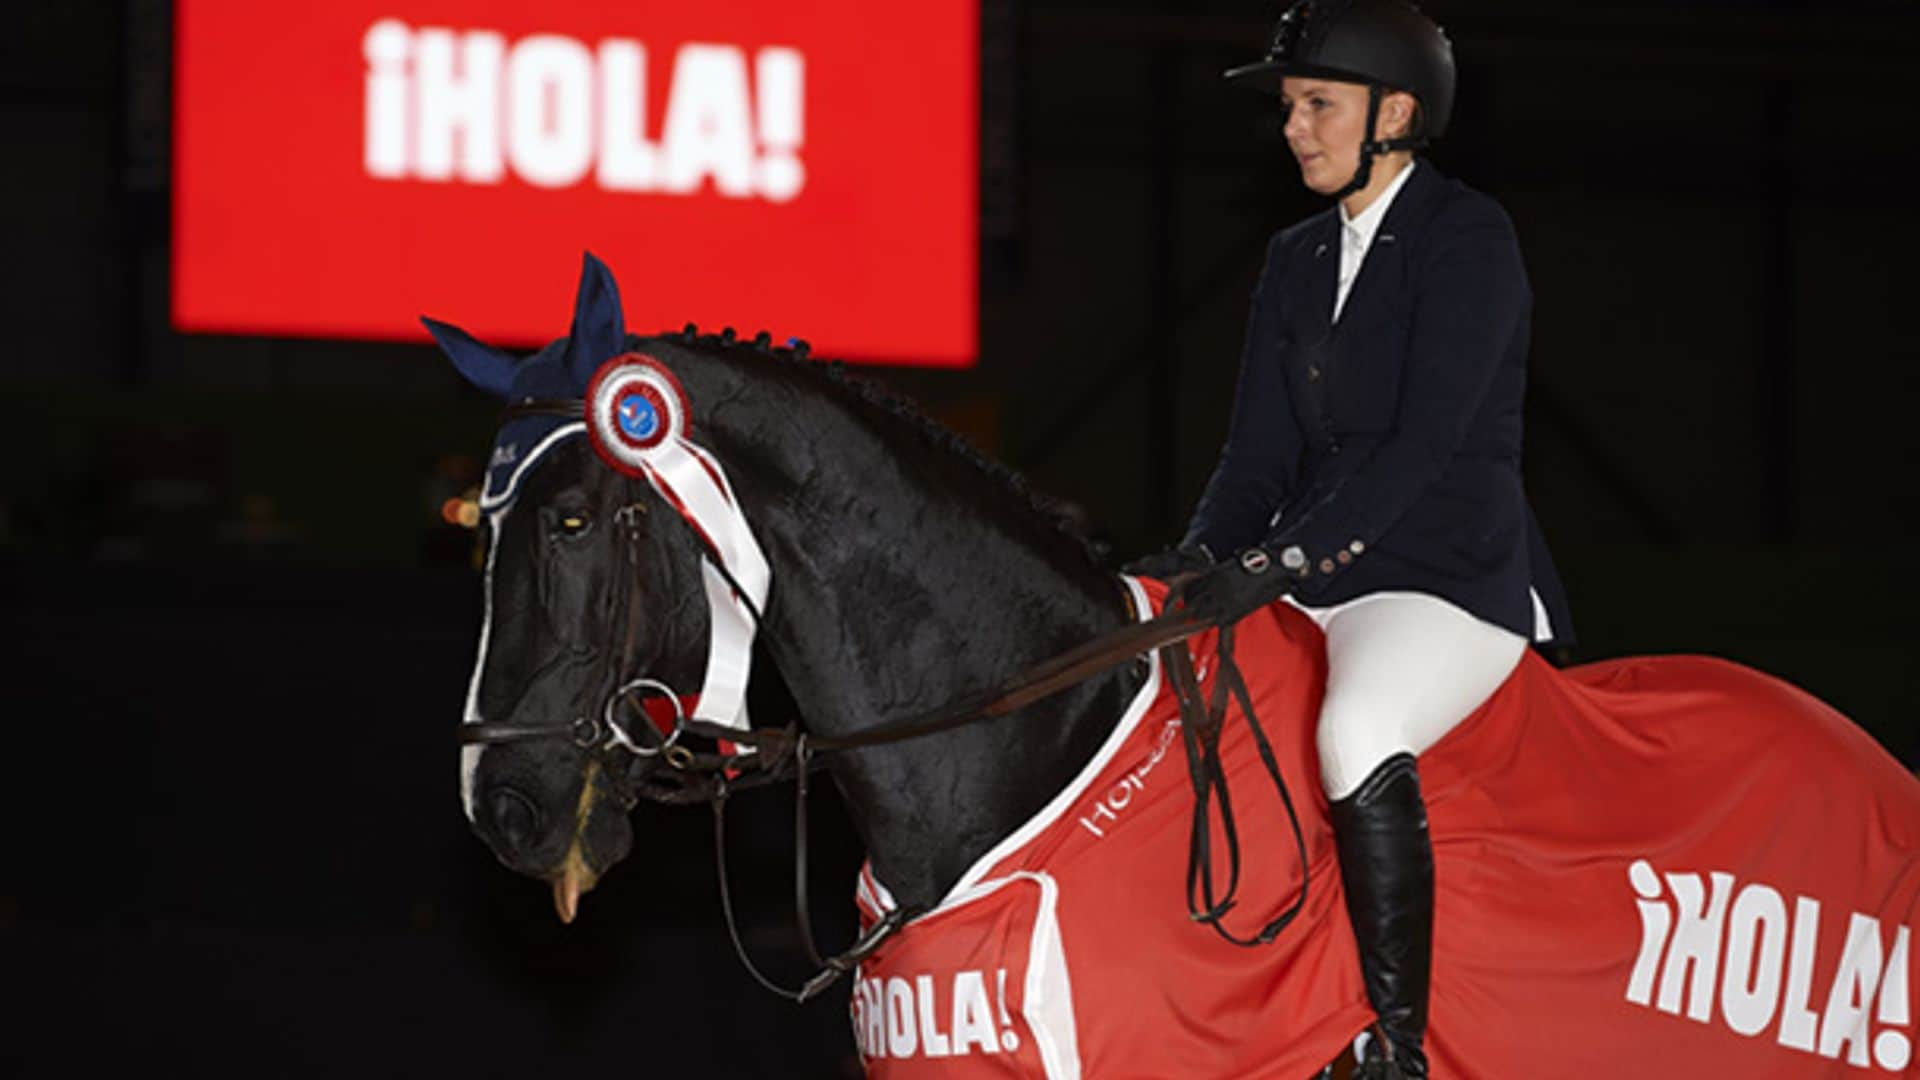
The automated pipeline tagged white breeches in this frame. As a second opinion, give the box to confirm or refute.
[1287,591,1527,800]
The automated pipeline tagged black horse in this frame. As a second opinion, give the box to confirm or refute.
[441,255,1145,930]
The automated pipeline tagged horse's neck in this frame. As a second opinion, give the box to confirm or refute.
[676,347,1141,911]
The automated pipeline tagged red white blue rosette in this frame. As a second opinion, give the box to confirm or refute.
[585,353,688,476]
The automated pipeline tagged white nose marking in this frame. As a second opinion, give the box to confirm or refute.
[460,508,506,821]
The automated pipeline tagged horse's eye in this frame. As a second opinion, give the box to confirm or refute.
[557,512,592,537]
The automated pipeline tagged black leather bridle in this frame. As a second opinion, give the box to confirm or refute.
[457,395,1311,1002]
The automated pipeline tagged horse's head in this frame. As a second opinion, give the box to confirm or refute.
[431,255,721,919]
[435,255,1141,937]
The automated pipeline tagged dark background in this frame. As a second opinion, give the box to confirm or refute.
[3,0,1916,1075]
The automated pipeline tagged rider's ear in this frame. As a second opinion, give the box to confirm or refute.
[422,316,517,399]
[1380,90,1419,141]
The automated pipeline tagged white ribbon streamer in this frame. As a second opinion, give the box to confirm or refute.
[640,437,770,736]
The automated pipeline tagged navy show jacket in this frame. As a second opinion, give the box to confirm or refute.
[1184,160,1573,645]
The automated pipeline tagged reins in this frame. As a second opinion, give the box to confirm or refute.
[1162,626,1312,946]
[458,395,1312,1001]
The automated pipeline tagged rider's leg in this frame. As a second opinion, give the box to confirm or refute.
[1310,592,1526,1077]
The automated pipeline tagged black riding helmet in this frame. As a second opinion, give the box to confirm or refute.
[1225,0,1456,199]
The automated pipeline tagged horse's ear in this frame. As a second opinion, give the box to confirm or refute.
[567,251,627,385]
[422,316,518,399]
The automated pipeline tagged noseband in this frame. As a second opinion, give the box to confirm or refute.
[459,676,687,758]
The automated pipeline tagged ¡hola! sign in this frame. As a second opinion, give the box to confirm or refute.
[173,1,979,366]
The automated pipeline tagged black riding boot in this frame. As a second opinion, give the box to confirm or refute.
[1330,753,1433,1079]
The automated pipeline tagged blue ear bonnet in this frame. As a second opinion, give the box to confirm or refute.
[424,252,628,510]
[473,341,581,511]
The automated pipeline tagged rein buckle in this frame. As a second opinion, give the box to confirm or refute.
[569,715,605,750]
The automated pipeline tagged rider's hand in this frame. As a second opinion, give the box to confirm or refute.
[1121,544,1215,582]
[1170,547,1295,625]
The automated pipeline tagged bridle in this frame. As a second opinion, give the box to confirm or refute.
[457,395,1311,1002]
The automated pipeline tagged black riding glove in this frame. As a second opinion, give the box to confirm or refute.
[1171,547,1296,625]
[1121,544,1215,582]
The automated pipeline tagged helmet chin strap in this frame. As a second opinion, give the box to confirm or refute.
[1329,83,1427,203]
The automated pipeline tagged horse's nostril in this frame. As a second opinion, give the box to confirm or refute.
[487,788,542,854]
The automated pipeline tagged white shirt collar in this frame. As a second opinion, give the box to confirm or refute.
[1338,158,1417,249]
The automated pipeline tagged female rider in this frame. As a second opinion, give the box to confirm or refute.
[1129,2,1573,1076]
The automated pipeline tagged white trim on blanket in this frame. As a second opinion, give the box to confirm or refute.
[1021,871,1082,1080]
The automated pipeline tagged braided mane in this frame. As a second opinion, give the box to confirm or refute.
[644,325,1102,566]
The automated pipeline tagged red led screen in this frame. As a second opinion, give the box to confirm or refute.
[174,1,979,366]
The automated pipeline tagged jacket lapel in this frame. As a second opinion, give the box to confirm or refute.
[1333,159,1443,330]
[1295,213,1341,342]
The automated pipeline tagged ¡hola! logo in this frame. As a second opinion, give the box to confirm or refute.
[361,19,806,201]
[851,968,1024,1061]
[1624,858,1913,1072]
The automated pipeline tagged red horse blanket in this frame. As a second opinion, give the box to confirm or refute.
[849,579,1920,1078]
